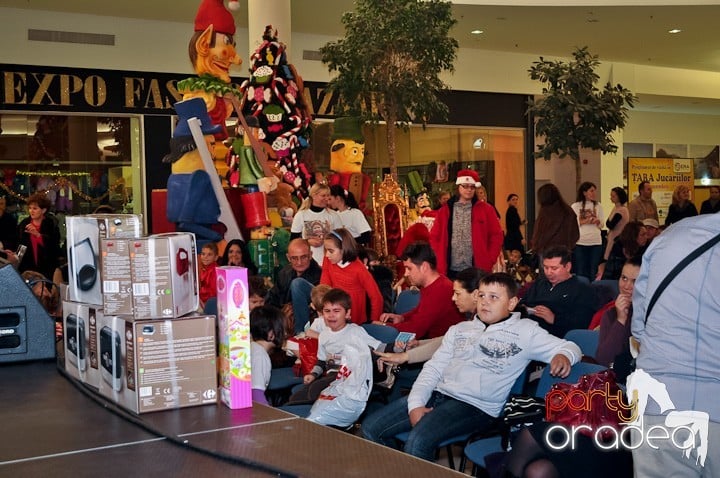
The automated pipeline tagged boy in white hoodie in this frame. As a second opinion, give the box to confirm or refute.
[361,272,581,462]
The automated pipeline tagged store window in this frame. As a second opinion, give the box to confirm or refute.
[0,113,144,241]
[311,121,526,214]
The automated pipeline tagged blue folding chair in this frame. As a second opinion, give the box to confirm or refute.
[564,329,600,359]
[203,297,218,316]
[590,279,619,310]
[535,361,607,398]
[394,289,420,314]
[266,366,304,406]
[394,430,472,471]
[361,323,400,344]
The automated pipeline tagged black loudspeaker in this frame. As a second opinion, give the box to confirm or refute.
[0,265,55,363]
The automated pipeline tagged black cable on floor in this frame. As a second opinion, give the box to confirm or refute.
[55,363,299,478]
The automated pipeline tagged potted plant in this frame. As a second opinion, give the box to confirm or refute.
[528,47,637,188]
[320,0,458,180]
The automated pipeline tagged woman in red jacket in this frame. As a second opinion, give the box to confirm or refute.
[429,169,504,278]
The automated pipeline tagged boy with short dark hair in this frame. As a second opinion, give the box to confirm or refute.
[289,288,385,427]
[362,272,581,462]
[248,275,268,311]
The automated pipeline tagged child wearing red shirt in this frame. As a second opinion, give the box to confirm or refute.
[198,242,219,308]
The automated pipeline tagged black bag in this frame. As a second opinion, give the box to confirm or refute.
[502,394,546,426]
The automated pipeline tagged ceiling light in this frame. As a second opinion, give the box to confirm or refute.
[668,28,682,34]
[471,30,484,35]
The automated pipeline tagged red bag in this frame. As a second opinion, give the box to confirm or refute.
[294,337,319,377]
[545,369,624,440]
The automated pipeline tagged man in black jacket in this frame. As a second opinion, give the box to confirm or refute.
[520,245,595,338]
[266,238,321,334]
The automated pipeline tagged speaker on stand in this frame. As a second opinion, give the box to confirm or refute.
[0,265,56,363]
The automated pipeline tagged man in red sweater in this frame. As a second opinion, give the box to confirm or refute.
[375,242,464,339]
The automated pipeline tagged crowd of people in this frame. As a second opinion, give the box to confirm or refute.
[3,169,718,478]
[240,174,718,478]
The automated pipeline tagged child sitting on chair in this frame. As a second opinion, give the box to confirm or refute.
[361,272,581,462]
[198,242,219,310]
[288,288,386,427]
[250,305,286,405]
[305,284,332,339]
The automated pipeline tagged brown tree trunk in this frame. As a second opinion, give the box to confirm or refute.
[385,108,398,180]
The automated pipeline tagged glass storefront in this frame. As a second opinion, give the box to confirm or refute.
[312,121,526,213]
[0,112,144,242]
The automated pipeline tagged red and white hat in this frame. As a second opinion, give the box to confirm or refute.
[455,169,481,187]
[194,0,237,35]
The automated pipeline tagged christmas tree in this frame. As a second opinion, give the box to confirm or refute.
[240,26,313,199]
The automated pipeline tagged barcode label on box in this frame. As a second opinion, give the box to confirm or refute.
[133,283,150,296]
[104,281,119,293]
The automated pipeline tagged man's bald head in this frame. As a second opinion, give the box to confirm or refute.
[287,238,313,273]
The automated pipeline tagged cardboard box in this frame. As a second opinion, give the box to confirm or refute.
[97,314,218,414]
[216,266,252,409]
[63,301,101,388]
[66,214,142,305]
[130,233,198,319]
[100,238,133,316]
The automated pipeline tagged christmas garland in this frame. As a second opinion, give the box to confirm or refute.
[0,177,126,204]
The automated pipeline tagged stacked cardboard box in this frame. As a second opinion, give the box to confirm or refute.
[97,314,217,413]
[62,217,221,414]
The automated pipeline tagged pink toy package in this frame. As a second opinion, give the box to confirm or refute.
[216,266,252,409]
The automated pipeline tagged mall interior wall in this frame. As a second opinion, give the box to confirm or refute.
[3,6,720,207]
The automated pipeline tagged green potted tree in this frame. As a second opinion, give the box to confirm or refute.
[320,0,458,179]
[528,47,637,188]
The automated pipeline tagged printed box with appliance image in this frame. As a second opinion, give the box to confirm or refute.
[216,266,252,409]
[66,214,142,306]
[100,237,133,316]
[62,301,101,388]
[97,314,217,414]
[129,233,199,319]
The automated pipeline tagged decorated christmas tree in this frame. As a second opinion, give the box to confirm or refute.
[240,26,313,200]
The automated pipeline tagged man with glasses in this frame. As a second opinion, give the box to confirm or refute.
[429,169,503,279]
[266,238,322,334]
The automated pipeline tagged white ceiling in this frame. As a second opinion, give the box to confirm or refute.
[3,0,720,113]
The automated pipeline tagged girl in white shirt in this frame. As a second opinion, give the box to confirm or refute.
[328,185,372,246]
[290,183,342,265]
[571,182,604,281]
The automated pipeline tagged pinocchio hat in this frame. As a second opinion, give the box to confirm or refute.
[194,0,237,36]
[172,98,222,138]
[455,169,481,187]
